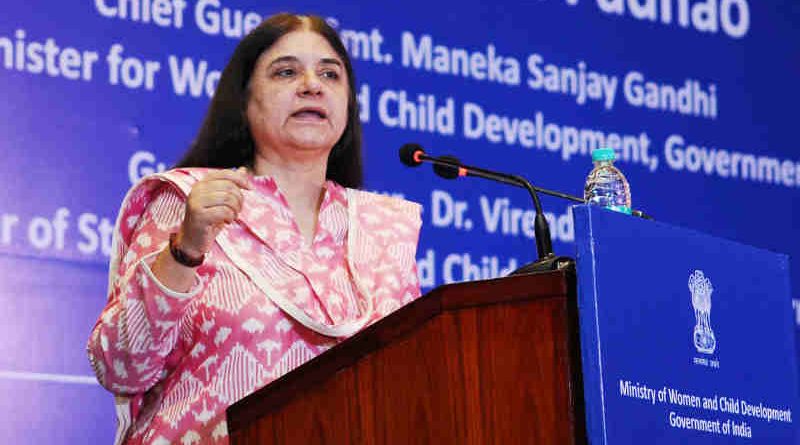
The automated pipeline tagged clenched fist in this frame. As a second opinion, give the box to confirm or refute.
[174,167,252,258]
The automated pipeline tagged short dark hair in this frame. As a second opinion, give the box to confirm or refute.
[175,13,363,188]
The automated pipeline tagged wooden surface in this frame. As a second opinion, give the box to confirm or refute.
[228,270,585,444]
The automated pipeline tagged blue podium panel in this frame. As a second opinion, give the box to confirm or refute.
[574,205,798,444]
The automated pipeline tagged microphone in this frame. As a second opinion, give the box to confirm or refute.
[399,143,568,272]
[401,144,590,203]
[398,143,652,272]
[399,143,424,167]
[432,156,460,180]
[401,144,653,214]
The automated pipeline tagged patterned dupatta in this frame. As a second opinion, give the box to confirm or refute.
[113,167,418,337]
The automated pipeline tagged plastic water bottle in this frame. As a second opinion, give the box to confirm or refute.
[584,148,632,214]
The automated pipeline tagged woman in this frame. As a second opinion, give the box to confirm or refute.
[87,13,422,445]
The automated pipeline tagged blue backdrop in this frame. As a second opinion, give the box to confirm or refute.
[0,1,798,442]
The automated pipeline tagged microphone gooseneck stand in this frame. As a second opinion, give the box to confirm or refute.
[400,144,577,273]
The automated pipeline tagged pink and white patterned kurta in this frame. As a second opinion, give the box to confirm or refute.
[87,168,422,445]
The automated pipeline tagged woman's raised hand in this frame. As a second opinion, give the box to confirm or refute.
[176,167,252,258]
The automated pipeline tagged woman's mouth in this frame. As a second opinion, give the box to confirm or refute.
[291,107,327,121]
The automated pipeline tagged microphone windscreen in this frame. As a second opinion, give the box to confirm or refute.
[433,155,461,180]
[399,143,424,167]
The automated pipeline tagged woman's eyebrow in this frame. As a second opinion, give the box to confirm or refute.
[267,55,299,67]
[319,58,343,67]
[268,55,343,68]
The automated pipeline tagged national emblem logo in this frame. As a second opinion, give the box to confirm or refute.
[689,270,716,354]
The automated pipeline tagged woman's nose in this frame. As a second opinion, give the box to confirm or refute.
[298,70,322,96]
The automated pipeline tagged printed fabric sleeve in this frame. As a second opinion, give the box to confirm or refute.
[86,182,208,395]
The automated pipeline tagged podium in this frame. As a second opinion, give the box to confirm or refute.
[227,205,799,444]
[572,205,798,444]
[227,270,587,444]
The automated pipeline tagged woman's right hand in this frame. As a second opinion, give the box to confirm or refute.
[175,167,252,258]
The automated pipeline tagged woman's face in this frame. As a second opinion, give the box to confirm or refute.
[246,30,350,162]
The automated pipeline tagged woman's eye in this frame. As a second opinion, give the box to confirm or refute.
[321,70,340,80]
[274,68,295,78]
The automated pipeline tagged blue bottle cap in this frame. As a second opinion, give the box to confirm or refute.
[592,148,616,162]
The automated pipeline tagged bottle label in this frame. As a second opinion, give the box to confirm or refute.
[606,205,632,215]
